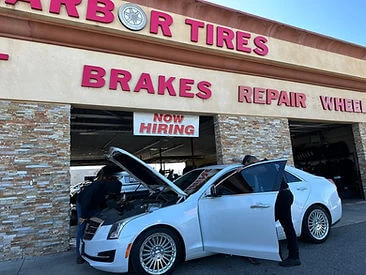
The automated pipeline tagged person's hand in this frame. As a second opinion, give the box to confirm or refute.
[79,217,86,224]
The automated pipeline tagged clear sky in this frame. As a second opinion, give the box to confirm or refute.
[206,0,366,47]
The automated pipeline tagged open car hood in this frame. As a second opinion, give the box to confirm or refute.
[106,147,187,197]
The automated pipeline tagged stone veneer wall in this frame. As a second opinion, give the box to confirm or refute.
[214,115,294,165]
[0,100,71,261]
[352,123,366,199]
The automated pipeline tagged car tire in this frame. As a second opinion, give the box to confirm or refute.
[130,227,182,275]
[301,205,330,243]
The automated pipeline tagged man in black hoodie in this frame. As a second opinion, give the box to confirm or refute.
[75,174,122,264]
[275,180,301,267]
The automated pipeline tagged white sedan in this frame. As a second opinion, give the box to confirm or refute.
[80,147,342,275]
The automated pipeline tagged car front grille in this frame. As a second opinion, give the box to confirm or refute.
[84,217,104,240]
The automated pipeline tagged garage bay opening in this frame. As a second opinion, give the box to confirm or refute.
[289,120,364,200]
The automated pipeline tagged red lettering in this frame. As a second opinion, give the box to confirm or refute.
[179,78,195,98]
[158,124,168,134]
[0,53,9,61]
[153,114,184,124]
[344,99,353,112]
[321,96,366,113]
[197,81,212,99]
[81,65,106,88]
[86,0,114,23]
[361,101,366,113]
[217,26,235,49]
[253,87,266,104]
[334,97,345,111]
[109,69,131,91]
[163,114,172,123]
[238,86,252,103]
[81,65,211,100]
[295,93,306,108]
[150,10,173,37]
[320,96,333,110]
[173,115,184,123]
[5,0,42,10]
[240,85,306,108]
[139,123,151,134]
[173,124,184,135]
[278,91,290,106]
[185,18,205,42]
[353,100,362,113]
[134,73,155,94]
[266,89,279,105]
[236,31,251,53]
[206,24,214,45]
[253,36,269,56]
[153,113,163,122]
[158,76,176,96]
[185,125,194,135]
[49,0,81,17]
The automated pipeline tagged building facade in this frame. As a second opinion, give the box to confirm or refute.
[1,0,365,260]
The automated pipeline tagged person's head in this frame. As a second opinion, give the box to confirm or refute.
[242,155,259,166]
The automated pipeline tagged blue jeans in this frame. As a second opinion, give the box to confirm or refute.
[76,203,99,257]
[76,203,85,257]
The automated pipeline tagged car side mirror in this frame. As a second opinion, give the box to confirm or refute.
[209,185,220,197]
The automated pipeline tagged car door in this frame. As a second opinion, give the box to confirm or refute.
[284,169,311,231]
[198,160,286,261]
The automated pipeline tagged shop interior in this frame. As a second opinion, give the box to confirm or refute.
[70,108,364,200]
[289,120,364,199]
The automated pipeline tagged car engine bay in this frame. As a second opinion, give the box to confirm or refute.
[94,189,180,225]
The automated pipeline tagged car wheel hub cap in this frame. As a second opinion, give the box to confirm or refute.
[140,232,177,275]
[308,209,329,240]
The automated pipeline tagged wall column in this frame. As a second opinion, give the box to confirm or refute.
[0,100,71,260]
[214,114,294,165]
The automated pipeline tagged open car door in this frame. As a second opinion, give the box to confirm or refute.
[198,159,286,261]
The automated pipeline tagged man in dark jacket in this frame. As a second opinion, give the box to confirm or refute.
[75,176,121,264]
[275,180,301,267]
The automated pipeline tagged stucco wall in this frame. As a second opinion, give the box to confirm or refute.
[214,114,294,165]
[0,100,70,261]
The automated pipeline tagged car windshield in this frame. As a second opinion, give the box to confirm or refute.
[174,168,222,195]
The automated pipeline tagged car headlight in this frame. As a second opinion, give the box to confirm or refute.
[107,220,127,239]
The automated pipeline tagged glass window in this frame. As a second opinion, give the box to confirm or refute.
[284,170,301,183]
[174,168,222,195]
[241,161,285,192]
[215,171,253,195]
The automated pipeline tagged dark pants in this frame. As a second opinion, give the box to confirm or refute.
[76,203,85,257]
[76,203,98,257]
[275,189,299,260]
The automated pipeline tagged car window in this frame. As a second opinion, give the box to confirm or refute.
[215,171,253,195]
[174,169,222,195]
[283,170,302,183]
[241,161,285,192]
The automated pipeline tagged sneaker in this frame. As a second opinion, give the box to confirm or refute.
[76,256,85,264]
[279,258,301,267]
